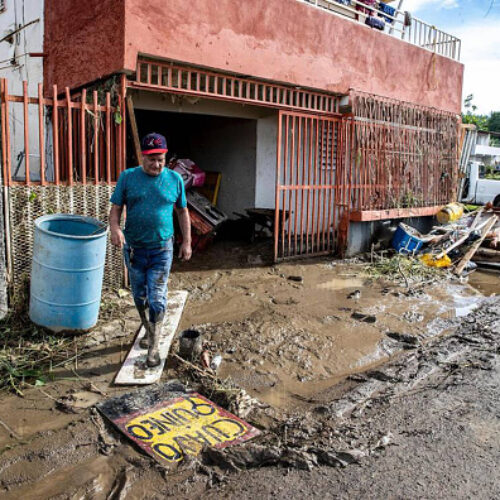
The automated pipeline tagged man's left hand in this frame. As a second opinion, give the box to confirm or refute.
[178,242,192,261]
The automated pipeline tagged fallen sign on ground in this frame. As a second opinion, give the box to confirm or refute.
[114,290,188,385]
[97,382,260,465]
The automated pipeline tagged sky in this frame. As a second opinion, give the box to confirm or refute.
[402,0,500,114]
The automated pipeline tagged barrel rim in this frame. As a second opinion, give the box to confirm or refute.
[34,214,108,240]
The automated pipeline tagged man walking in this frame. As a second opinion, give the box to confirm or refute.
[109,133,192,367]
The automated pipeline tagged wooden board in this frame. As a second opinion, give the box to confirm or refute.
[114,290,188,385]
[126,95,142,166]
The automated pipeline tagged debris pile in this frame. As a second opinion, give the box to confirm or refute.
[370,204,500,283]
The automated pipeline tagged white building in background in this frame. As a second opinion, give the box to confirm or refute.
[470,131,500,170]
[0,0,45,182]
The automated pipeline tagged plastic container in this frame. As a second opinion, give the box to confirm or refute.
[29,214,107,332]
[392,223,424,254]
[436,203,464,224]
[178,329,203,360]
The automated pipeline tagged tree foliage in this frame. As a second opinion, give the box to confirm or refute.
[487,112,500,134]
[462,94,489,130]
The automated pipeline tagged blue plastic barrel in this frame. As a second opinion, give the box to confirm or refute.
[29,214,108,332]
[392,223,424,254]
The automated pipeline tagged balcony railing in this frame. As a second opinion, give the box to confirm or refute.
[299,0,461,61]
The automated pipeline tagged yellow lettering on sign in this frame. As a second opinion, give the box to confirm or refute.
[125,396,251,462]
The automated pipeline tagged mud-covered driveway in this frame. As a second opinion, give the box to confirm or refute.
[0,242,498,498]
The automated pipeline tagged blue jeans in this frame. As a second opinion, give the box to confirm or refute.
[123,240,174,323]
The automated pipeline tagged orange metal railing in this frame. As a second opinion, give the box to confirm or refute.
[131,59,340,115]
[0,77,127,187]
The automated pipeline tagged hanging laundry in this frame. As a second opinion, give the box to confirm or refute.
[335,0,351,5]
[378,2,395,24]
[365,15,385,30]
[356,0,376,15]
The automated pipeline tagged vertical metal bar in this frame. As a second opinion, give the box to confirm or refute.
[0,79,8,186]
[106,92,111,184]
[65,87,73,186]
[117,93,123,173]
[52,85,60,185]
[321,119,328,251]
[93,90,99,184]
[158,65,163,87]
[325,120,333,252]
[313,118,320,252]
[281,114,289,258]
[287,115,295,256]
[23,81,30,185]
[38,83,46,185]
[293,114,300,254]
[147,63,152,84]
[80,89,87,184]
[298,116,305,255]
[327,117,335,247]
[121,74,127,173]
[305,116,313,254]
[274,112,283,262]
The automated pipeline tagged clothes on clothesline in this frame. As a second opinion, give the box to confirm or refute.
[365,15,385,30]
[356,0,376,15]
[378,2,395,24]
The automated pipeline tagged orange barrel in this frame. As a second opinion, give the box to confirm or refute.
[436,203,464,224]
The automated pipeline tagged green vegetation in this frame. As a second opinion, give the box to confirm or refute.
[462,95,500,138]
[485,172,500,181]
[0,288,125,395]
[0,312,76,395]
[366,254,448,286]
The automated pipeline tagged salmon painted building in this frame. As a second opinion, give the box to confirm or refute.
[0,0,464,310]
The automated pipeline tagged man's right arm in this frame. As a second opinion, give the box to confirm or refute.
[109,204,125,248]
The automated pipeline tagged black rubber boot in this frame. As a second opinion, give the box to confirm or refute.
[136,303,152,349]
[146,322,161,367]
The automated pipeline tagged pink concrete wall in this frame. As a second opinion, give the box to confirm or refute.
[44,0,126,92]
[44,0,463,113]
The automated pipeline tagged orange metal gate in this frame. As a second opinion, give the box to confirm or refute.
[274,111,353,261]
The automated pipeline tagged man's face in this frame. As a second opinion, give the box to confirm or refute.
[142,153,166,176]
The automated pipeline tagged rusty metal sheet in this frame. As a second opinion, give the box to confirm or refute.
[97,382,260,465]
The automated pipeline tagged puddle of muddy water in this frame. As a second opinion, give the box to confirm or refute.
[468,270,499,297]
[178,260,487,411]
[317,277,364,290]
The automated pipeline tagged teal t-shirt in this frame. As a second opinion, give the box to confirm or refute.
[110,166,187,248]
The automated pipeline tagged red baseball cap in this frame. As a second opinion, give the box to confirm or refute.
[141,132,168,155]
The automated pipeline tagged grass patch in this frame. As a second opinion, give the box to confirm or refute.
[0,288,128,395]
[0,313,77,395]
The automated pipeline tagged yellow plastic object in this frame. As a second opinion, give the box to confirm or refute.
[420,253,452,268]
[436,203,464,224]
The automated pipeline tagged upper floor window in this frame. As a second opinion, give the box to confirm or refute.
[0,0,5,13]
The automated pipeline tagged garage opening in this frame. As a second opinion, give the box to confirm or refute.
[132,102,279,256]
[135,110,259,217]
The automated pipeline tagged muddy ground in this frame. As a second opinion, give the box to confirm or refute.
[0,241,498,499]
